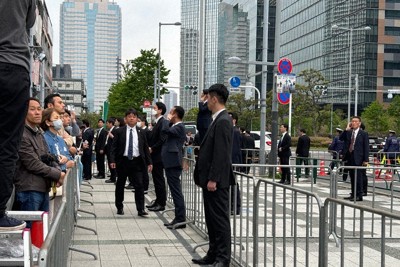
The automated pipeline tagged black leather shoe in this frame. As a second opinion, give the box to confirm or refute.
[138,210,149,217]
[167,223,186,229]
[105,179,116,183]
[212,261,229,267]
[348,197,363,201]
[192,256,215,265]
[146,201,157,208]
[117,209,124,215]
[344,195,354,200]
[148,204,165,212]
[164,220,176,226]
[363,192,368,196]
[278,180,285,184]
[125,184,134,190]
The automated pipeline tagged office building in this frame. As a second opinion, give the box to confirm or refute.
[164,90,178,114]
[60,0,121,112]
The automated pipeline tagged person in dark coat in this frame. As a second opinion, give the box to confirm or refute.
[295,128,311,178]
[81,119,95,180]
[384,130,399,160]
[328,128,344,172]
[104,118,118,184]
[94,119,108,178]
[240,128,255,174]
[196,89,212,143]
[278,124,292,184]
[193,84,235,267]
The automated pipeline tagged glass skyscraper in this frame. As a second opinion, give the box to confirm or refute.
[60,0,121,112]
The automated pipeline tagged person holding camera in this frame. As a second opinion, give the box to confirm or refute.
[13,98,66,228]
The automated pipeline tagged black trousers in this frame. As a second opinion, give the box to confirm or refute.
[81,150,92,179]
[0,63,30,216]
[151,161,166,206]
[95,151,105,176]
[165,167,185,222]
[115,157,145,211]
[280,156,291,182]
[349,154,363,197]
[203,187,231,264]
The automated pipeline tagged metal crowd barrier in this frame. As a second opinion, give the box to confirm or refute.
[38,161,97,266]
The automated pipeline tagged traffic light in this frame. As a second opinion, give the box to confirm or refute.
[184,85,198,95]
[314,85,328,96]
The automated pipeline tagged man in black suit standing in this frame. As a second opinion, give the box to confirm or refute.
[147,102,168,212]
[81,119,95,180]
[341,116,369,201]
[295,128,311,178]
[94,119,107,179]
[278,124,292,184]
[193,84,235,267]
[109,109,152,216]
[104,118,117,184]
[196,89,212,143]
[162,106,187,229]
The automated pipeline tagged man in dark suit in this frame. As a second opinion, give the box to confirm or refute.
[193,84,235,267]
[109,109,152,216]
[196,89,212,143]
[104,118,117,183]
[94,119,107,179]
[341,116,369,201]
[147,102,168,212]
[278,124,292,184]
[161,106,187,229]
[81,119,95,180]
[295,128,311,178]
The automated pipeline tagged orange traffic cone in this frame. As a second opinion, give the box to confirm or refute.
[319,160,327,176]
[385,159,393,181]
[374,157,382,180]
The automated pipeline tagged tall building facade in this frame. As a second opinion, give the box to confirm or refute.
[164,91,178,114]
[60,0,121,112]
[279,0,382,114]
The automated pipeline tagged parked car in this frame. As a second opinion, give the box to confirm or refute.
[369,136,384,156]
[250,131,272,152]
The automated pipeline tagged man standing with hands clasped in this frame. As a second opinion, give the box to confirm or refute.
[193,84,235,267]
[341,116,369,201]
[162,106,187,229]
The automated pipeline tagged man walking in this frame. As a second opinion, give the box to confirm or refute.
[278,124,292,185]
[295,128,311,178]
[193,84,235,267]
[341,116,369,201]
[161,106,187,228]
[109,109,152,216]
[0,0,36,230]
[94,119,107,179]
[146,102,168,212]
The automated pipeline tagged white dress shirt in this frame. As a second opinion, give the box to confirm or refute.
[124,126,139,157]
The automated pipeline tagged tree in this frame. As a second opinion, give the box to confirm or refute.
[387,95,400,134]
[226,93,260,131]
[107,49,170,118]
[361,101,389,136]
[184,107,199,123]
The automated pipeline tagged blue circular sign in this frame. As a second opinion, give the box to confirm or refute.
[229,76,241,88]
[278,58,293,75]
[277,92,290,105]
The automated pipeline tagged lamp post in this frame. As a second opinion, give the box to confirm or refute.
[331,24,371,121]
[38,52,46,107]
[227,57,274,166]
[157,22,181,102]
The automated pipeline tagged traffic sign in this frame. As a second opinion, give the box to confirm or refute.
[277,58,293,75]
[276,74,296,93]
[229,76,241,88]
[277,92,290,105]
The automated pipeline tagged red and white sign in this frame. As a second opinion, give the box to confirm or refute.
[277,58,293,75]
[143,100,151,107]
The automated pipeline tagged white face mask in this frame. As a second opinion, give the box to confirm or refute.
[52,119,63,131]
[137,122,142,128]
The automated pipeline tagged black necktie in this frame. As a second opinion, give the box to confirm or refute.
[128,129,133,160]
[349,131,355,153]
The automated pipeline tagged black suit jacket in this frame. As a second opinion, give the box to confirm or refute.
[196,101,212,130]
[340,129,369,166]
[194,110,236,189]
[109,125,152,169]
[148,117,168,163]
[104,126,117,154]
[278,132,292,158]
[161,122,186,169]
[296,134,310,157]
[95,127,108,152]
[82,127,95,155]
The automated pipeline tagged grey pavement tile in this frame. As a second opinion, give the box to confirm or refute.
[156,256,192,266]
[69,260,101,267]
[98,260,134,267]
[150,246,182,256]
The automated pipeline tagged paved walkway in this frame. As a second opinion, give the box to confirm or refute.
[68,179,209,267]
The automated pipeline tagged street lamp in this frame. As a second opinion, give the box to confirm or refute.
[331,24,371,121]
[38,52,46,107]
[227,56,274,166]
[157,22,181,102]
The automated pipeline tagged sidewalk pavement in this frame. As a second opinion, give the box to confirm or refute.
[68,178,209,267]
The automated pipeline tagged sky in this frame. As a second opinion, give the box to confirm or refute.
[45,0,182,87]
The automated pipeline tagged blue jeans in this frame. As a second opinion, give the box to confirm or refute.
[16,191,49,228]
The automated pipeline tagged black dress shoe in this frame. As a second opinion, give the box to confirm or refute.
[167,223,186,229]
[146,201,157,208]
[348,196,363,201]
[148,204,165,212]
[192,256,215,265]
[117,209,124,215]
[278,180,285,184]
[125,184,134,190]
[344,195,354,200]
[105,179,116,183]
[138,210,149,217]
[363,192,368,196]
[164,220,176,226]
